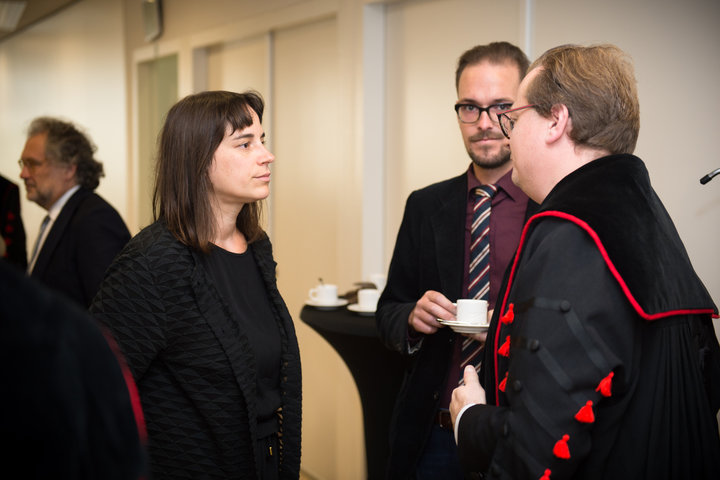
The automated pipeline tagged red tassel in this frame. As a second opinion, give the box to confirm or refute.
[553,434,571,459]
[574,400,595,423]
[595,372,614,397]
[498,335,511,357]
[501,303,515,324]
[539,469,552,480]
[498,372,508,392]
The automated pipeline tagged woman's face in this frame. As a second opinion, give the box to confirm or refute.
[208,109,274,212]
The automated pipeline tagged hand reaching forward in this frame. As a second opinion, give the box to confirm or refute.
[408,290,456,335]
[450,365,487,427]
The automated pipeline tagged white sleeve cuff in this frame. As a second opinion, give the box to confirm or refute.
[454,403,477,444]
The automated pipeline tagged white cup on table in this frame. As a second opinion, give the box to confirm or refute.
[357,288,380,311]
[309,284,338,305]
[368,273,387,292]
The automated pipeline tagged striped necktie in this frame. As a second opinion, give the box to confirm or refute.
[460,184,497,384]
[468,184,497,300]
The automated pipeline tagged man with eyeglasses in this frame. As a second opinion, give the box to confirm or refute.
[451,44,720,479]
[376,42,535,479]
[19,117,130,308]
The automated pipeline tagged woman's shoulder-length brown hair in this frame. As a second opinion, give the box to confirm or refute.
[153,90,266,252]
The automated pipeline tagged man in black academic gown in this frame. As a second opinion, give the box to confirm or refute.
[450,44,720,480]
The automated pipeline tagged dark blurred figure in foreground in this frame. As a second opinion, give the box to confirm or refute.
[0,260,146,479]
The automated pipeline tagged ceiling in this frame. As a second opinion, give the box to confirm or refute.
[0,0,79,43]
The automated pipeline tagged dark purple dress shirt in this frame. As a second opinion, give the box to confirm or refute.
[441,166,529,408]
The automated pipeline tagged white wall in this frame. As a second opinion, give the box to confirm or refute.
[0,0,127,247]
[272,17,367,477]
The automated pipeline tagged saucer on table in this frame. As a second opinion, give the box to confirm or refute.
[305,298,349,310]
[347,303,375,315]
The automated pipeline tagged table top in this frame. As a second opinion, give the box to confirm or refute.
[299,304,378,337]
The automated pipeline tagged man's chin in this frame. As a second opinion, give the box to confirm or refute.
[470,153,511,171]
[25,191,38,204]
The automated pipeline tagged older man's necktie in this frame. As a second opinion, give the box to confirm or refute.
[460,184,497,384]
[28,214,50,273]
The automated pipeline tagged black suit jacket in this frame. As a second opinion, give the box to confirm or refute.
[376,171,536,478]
[376,173,474,478]
[377,173,466,348]
[31,187,130,307]
[0,175,27,270]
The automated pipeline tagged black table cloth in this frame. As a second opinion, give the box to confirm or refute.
[300,305,407,480]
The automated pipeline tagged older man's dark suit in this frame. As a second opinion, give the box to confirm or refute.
[31,187,130,307]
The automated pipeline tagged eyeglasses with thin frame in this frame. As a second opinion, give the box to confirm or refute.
[498,104,538,139]
[18,158,46,172]
[454,102,513,124]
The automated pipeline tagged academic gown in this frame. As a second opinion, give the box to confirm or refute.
[460,154,720,480]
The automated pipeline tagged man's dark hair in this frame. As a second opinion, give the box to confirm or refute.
[455,41,530,90]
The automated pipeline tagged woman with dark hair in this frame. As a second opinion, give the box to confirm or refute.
[91,90,301,479]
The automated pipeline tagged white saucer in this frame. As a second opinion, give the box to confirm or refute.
[305,298,349,310]
[438,318,489,334]
[347,303,375,315]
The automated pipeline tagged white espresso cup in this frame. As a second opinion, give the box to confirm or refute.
[368,273,387,292]
[456,299,488,325]
[309,284,338,305]
[357,288,380,311]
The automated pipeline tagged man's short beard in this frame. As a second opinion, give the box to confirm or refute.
[468,146,511,170]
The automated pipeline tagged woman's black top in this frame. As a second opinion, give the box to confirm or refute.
[203,244,282,437]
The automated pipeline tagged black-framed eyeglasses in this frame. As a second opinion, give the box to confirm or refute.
[454,102,512,124]
[498,104,538,139]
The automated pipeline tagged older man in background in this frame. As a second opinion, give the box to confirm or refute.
[19,117,130,307]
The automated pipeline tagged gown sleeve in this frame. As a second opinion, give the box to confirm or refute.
[458,219,639,479]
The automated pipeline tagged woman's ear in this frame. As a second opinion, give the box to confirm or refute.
[546,104,570,144]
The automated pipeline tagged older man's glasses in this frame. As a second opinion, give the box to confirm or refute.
[498,104,538,139]
[454,103,512,124]
[18,158,46,172]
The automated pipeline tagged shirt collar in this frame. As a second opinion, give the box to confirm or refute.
[48,184,80,221]
[465,165,522,200]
